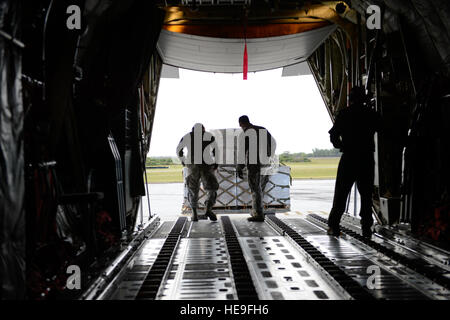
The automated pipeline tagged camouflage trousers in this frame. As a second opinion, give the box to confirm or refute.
[186,165,219,210]
[247,165,270,217]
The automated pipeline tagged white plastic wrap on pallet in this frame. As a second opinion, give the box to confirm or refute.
[182,165,291,213]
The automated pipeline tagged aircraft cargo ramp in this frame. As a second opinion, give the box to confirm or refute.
[81,212,450,301]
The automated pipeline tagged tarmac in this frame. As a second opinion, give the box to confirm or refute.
[138,180,359,223]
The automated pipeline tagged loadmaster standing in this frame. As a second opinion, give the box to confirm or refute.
[327,87,382,238]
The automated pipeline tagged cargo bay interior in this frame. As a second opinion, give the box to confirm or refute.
[1,0,449,300]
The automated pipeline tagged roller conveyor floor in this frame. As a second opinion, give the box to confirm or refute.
[89,212,450,301]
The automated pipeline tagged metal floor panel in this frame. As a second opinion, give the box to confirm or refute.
[103,214,448,300]
[108,239,165,300]
[305,213,450,299]
[230,216,279,237]
[340,215,450,274]
[158,238,236,300]
[187,220,224,238]
[304,235,430,300]
[151,221,176,239]
[152,216,345,300]
[239,236,345,300]
[282,218,328,235]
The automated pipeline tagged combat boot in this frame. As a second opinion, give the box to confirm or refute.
[362,227,372,239]
[247,214,264,222]
[205,209,217,221]
[327,226,341,237]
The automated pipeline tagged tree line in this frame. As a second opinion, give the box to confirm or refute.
[147,148,341,165]
[146,157,173,166]
[279,148,341,162]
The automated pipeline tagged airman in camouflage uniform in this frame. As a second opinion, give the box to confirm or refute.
[237,116,276,222]
[177,123,219,222]
[185,164,219,221]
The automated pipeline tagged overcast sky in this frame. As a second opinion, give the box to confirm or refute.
[149,67,333,157]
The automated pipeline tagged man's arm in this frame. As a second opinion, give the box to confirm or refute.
[236,130,245,179]
[267,129,276,159]
[236,164,244,179]
[207,134,219,169]
[176,136,186,166]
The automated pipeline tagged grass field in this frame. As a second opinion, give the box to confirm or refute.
[146,165,184,183]
[145,157,340,183]
[286,157,339,180]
